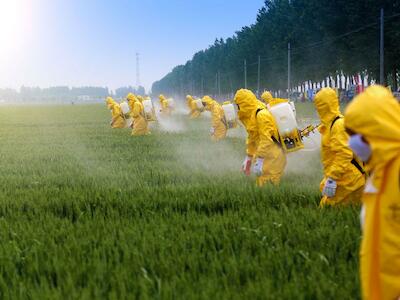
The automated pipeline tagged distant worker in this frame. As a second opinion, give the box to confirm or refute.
[186,95,202,119]
[127,93,150,136]
[345,85,400,300]
[106,97,125,129]
[159,94,174,116]
[261,91,296,116]
[202,96,227,141]
[314,87,365,207]
[261,91,288,107]
[234,89,286,186]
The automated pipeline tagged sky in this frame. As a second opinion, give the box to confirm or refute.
[0,0,265,92]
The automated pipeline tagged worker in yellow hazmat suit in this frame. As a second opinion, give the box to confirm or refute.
[186,95,201,119]
[314,87,365,207]
[345,85,400,300]
[202,96,227,141]
[234,89,286,186]
[106,97,125,129]
[261,91,288,107]
[159,94,173,116]
[127,93,150,136]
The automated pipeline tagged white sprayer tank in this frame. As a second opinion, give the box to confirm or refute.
[120,101,130,115]
[222,103,237,128]
[194,99,204,110]
[289,101,296,117]
[143,99,156,121]
[143,99,153,115]
[222,103,236,123]
[269,102,298,136]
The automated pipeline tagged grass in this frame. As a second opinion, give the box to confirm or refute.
[0,103,361,299]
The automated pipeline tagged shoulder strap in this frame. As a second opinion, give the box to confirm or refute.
[255,108,264,117]
[329,115,365,175]
[351,158,366,175]
[330,115,342,131]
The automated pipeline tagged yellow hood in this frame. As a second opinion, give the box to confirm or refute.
[234,89,262,120]
[257,100,267,109]
[314,87,341,125]
[202,95,216,111]
[127,93,138,111]
[345,85,400,170]
[127,93,136,102]
[106,97,116,109]
[186,95,194,105]
[261,91,273,105]
[159,94,166,103]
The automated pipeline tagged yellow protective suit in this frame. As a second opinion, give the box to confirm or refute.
[314,88,365,207]
[186,95,201,119]
[345,85,400,300]
[127,94,149,136]
[202,96,227,141]
[106,97,125,129]
[127,93,138,124]
[234,89,286,186]
[261,91,288,107]
[159,94,172,116]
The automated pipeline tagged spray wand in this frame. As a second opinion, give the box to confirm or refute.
[300,124,321,139]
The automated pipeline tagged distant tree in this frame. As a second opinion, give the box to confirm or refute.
[136,86,146,96]
[152,0,400,96]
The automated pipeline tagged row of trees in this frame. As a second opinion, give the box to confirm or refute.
[0,86,146,102]
[152,0,400,97]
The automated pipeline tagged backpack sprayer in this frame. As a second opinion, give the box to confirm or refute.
[269,102,319,153]
[142,99,157,122]
[119,101,133,128]
[194,99,205,112]
[222,101,238,129]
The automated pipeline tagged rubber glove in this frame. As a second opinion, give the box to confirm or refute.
[241,156,252,176]
[252,158,264,176]
[323,177,337,197]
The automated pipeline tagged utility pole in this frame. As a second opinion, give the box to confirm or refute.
[380,8,385,85]
[136,52,141,88]
[287,42,291,97]
[257,55,261,97]
[244,59,247,89]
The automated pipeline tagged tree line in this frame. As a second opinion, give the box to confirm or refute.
[152,0,400,97]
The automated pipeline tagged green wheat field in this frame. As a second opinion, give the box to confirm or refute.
[0,103,361,299]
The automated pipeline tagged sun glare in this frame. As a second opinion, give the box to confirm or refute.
[0,0,30,55]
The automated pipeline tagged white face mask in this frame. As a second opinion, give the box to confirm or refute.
[349,134,372,162]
